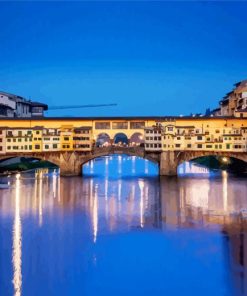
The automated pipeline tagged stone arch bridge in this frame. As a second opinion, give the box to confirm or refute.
[0,148,246,176]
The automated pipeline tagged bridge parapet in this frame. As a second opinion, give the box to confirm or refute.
[92,146,145,155]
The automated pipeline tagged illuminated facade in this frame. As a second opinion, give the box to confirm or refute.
[145,120,247,153]
[60,125,74,151]
[73,127,92,151]
[0,127,6,154]
[0,117,246,155]
[5,128,33,153]
[42,128,61,151]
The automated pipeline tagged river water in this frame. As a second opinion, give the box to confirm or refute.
[0,155,247,296]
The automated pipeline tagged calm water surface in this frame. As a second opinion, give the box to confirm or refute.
[0,155,247,296]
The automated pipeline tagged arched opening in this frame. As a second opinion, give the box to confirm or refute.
[178,155,247,177]
[0,156,59,174]
[96,133,111,147]
[82,154,158,178]
[113,133,128,146]
[129,132,144,147]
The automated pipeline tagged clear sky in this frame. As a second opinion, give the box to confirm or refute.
[0,1,247,117]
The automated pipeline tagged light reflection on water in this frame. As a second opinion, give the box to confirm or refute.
[0,155,247,296]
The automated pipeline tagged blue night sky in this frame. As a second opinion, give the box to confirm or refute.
[0,1,247,117]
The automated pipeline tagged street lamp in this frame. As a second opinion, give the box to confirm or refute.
[221,157,229,163]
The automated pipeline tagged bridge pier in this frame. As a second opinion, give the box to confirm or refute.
[59,164,82,176]
[56,152,83,176]
[159,151,178,176]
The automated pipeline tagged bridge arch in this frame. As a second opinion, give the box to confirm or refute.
[159,151,247,176]
[129,132,144,146]
[175,151,247,175]
[177,151,247,165]
[80,147,159,168]
[96,133,111,147]
[113,133,128,146]
[0,155,60,173]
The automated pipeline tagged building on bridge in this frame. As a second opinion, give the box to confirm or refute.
[145,121,247,153]
[73,127,92,151]
[5,127,33,153]
[0,117,247,156]
[42,128,61,151]
[0,128,6,154]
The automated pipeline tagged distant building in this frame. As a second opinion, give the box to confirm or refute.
[214,80,247,117]
[0,91,48,118]
[210,108,221,117]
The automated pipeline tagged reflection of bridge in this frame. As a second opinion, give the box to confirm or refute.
[1,164,246,295]
[1,147,247,176]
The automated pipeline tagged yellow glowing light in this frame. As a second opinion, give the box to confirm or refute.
[138,180,145,228]
[222,170,228,212]
[93,184,98,243]
[12,176,22,296]
[222,157,228,163]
